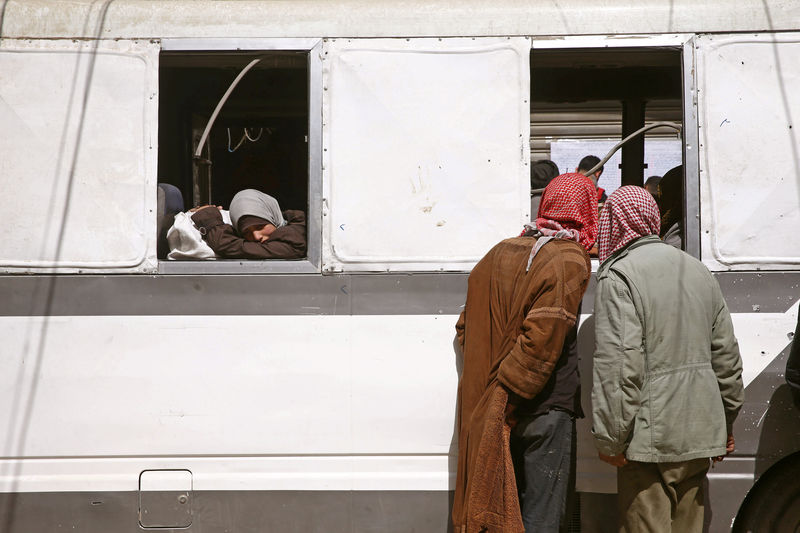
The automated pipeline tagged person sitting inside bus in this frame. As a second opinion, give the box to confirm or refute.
[191,189,306,259]
[644,175,661,197]
[657,165,683,249]
[576,154,607,207]
[530,159,560,221]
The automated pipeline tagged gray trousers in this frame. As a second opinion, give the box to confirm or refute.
[617,458,710,533]
[511,409,575,533]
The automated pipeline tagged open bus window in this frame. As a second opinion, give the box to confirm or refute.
[529,47,687,256]
[157,50,314,269]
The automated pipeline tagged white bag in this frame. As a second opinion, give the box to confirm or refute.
[166,210,232,260]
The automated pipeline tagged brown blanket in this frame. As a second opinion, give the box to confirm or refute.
[453,237,590,532]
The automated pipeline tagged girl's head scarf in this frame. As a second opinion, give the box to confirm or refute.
[229,189,286,233]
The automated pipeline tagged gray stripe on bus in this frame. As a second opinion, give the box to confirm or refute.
[0,272,797,316]
[0,490,453,532]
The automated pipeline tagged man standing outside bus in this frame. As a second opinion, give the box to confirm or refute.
[452,174,597,533]
[591,186,744,532]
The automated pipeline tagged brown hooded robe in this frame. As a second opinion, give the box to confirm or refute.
[452,236,590,533]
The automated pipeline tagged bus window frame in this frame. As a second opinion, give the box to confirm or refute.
[682,36,701,259]
[157,38,323,275]
[530,34,701,269]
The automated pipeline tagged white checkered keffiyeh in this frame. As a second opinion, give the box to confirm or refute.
[597,185,661,263]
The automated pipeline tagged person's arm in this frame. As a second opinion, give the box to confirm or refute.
[709,283,744,436]
[497,246,589,399]
[455,310,466,351]
[191,207,300,259]
[283,209,306,225]
[787,311,800,406]
[591,274,646,457]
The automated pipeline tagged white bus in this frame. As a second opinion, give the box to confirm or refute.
[1,1,798,531]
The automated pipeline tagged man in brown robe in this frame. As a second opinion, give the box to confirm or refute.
[452,174,595,532]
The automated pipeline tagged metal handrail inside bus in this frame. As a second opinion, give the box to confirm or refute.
[191,57,263,204]
[530,121,683,196]
[193,58,263,160]
[582,121,683,177]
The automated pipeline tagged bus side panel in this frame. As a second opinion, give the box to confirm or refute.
[697,33,800,270]
[0,39,158,273]
[322,38,530,272]
[0,315,456,460]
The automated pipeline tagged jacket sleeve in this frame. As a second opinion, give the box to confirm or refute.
[191,208,301,259]
[591,274,646,456]
[283,209,306,225]
[710,285,744,435]
[788,312,800,405]
[497,246,589,399]
[455,310,466,351]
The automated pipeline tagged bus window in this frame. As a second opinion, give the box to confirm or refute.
[530,47,687,253]
[157,49,317,271]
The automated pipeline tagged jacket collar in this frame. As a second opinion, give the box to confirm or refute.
[597,235,662,278]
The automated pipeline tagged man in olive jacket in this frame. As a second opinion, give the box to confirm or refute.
[591,186,744,533]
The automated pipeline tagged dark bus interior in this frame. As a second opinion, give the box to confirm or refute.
[158,51,309,214]
[530,47,684,187]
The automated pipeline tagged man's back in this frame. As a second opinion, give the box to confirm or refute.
[601,236,721,371]
[458,237,589,405]
[593,235,744,462]
[453,236,590,531]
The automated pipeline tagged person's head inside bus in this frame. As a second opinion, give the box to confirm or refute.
[644,175,662,197]
[529,159,561,221]
[230,189,286,242]
[576,154,606,205]
[656,166,683,249]
[530,159,560,190]
[576,155,603,185]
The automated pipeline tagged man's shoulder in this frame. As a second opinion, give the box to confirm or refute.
[533,239,590,282]
[628,239,707,272]
[540,238,590,261]
[608,239,712,287]
[485,236,588,264]
[483,236,534,258]
[496,236,587,259]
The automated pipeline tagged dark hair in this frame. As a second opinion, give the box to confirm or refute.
[644,175,661,187]
[657,166,683,236]
[530,159,560,189]
[578,155,603,174]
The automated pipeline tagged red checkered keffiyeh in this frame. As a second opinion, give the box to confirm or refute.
[597,185,661,263]
[535,173,599,250]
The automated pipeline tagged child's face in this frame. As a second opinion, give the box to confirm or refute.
[243,223,277,243]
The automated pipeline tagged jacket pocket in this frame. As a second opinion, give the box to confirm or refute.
[641,363,727,459]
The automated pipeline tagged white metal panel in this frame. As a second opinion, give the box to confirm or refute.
[0,306,788,493]
[697,34,800,270]
[322,38,530,272]
[0,315,457,458]
[140,470,192,492]
[0,456,452,493]
[0,39,158,272]
[2,1,800,40]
